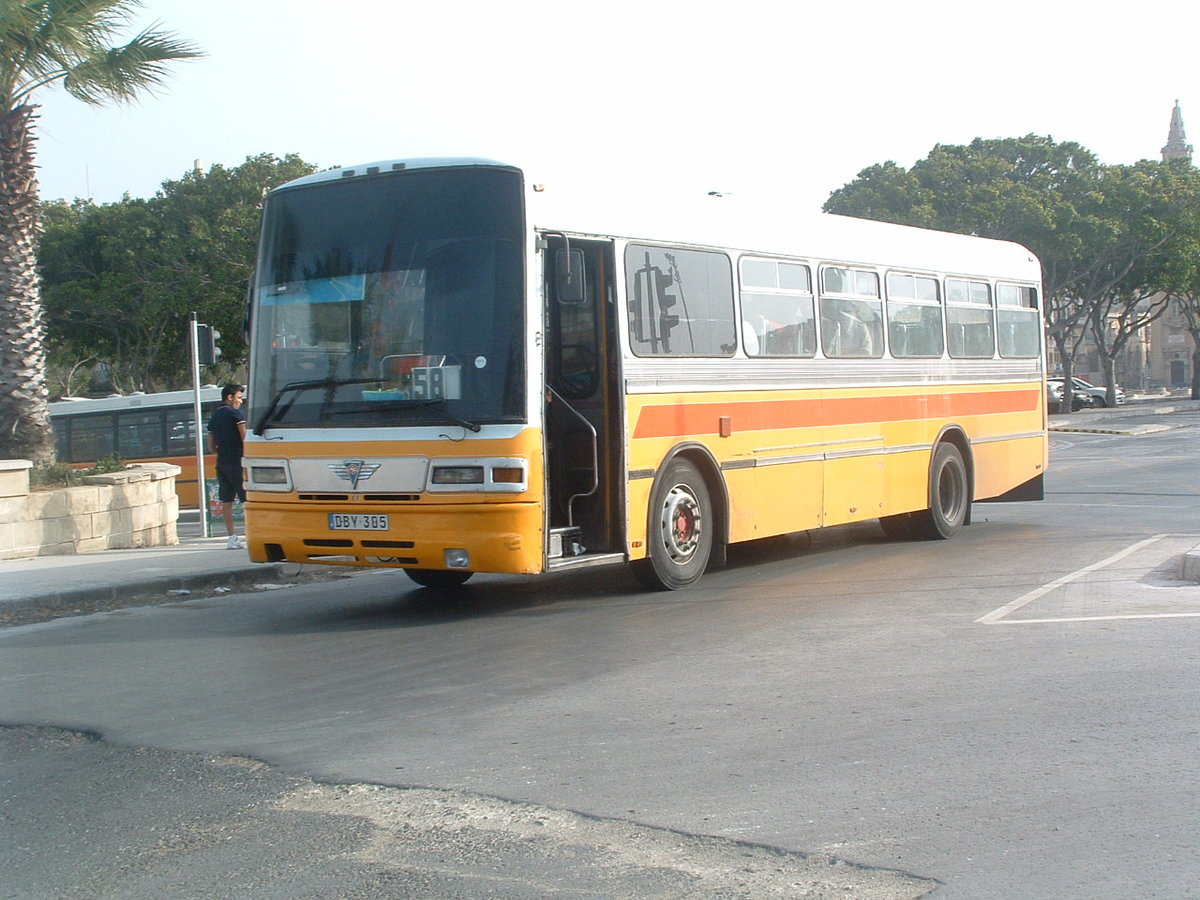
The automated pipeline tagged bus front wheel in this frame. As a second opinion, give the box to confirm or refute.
[633,459,713,591]
[911,442,969,540]
[404,568,473,588]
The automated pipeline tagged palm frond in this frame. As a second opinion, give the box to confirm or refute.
[63,26,202,104]
[1,1,201,109]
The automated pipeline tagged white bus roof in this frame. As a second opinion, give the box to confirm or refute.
[527,185,1041,282]
[50,387,222,416]
[272,157,1042,282]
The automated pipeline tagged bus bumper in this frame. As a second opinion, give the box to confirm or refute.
[245,501,545,575]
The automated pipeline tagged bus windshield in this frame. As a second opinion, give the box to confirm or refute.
[249,167,525,431]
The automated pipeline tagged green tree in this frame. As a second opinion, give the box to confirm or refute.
[1074,160,1200,405]
[40,153,317,390]
[0,0,199,463]
[1171,296,1200,399]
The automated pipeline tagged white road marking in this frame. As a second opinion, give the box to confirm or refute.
[977,534,1200,625]
[993,612,1200,624]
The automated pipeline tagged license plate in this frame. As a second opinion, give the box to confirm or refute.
[328,513,390,531]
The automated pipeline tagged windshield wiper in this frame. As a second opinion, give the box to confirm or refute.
[397,398,482,433]
[253,377,381,435]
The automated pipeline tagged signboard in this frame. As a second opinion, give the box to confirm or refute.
[204,477,245,537]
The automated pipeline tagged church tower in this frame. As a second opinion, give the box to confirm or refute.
[1161,100,1193,162]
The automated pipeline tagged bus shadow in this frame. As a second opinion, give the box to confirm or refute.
[270,520,928,634]
[719,521,891,571]
[276,566,651,633]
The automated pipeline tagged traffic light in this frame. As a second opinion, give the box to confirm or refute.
[654,270,679,349]
[197,324,222,365]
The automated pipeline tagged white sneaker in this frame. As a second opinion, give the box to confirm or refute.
[226,534,245,550]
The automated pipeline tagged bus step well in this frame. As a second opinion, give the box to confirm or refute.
[549,526,585,559]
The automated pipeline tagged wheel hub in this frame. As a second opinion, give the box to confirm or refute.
[662,485,702,562]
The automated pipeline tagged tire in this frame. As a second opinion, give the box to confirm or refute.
[910,442,969,540]
[632,458,713,591]
[404,568,473,588]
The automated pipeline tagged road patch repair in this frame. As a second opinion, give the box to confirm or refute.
[977,534,1200,625]
[0,564,355,628]
[3,725,936,899]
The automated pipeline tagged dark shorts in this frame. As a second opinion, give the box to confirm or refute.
[216,462,246,503]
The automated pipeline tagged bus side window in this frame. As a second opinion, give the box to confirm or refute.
[821,296,883,358]
[739,258,814,359]
[627,245,735,357]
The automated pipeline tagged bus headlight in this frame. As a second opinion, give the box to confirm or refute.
[427,458,528,493]
[246,459,293,491]
[432,466,485,485]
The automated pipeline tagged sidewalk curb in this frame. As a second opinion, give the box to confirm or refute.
[1049,423,1175,436]
[1182,549,1200,583]
[0,563,288,626]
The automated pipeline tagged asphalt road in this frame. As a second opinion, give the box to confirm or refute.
[3,408,1199,898]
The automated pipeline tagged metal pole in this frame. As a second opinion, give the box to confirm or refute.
[190,312,208,538]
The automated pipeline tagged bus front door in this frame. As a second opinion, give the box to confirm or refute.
[543,238,623,565]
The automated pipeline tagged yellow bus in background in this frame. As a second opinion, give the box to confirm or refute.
[243,159,1046,590]
[50,388,222,508]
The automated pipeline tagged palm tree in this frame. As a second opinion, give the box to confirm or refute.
[0,0,200,464]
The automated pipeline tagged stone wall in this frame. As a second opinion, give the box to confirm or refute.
[0,461,180,560]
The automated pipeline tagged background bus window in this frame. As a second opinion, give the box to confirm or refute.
[997,283,1041,358]
[946,278,995,358]
[117,410,165,458]
[820,266,883,358]
[739,258,815,357]
[626,245,735,357]
[166,408,197,456]
[886,272,944,358]
[69,414,115,462]
[53,420,69,461]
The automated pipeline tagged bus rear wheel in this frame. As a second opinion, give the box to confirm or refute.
[910,442,969,540]
[404,568,473,588]
[633,459,713,591]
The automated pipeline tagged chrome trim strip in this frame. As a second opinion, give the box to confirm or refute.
[969,430,1046,445]
[719,459,756,471]
[753,453,826,467]
[882,443,930,455]
[824,444,885,461]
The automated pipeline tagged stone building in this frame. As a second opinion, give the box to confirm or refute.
[1161,100,1194,162]
[1143,100,1196,390]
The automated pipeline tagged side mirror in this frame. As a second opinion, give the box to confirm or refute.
[555,248,586,304]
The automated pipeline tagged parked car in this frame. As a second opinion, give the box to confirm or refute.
[1048,379,1098,413]
[1066,376,1125,407]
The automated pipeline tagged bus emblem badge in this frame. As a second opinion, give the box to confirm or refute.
[329,459,380,489]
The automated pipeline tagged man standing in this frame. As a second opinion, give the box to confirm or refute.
[207,383,247,550]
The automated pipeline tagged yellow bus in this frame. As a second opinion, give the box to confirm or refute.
[243,158,1046,590]
[50,388,222,508]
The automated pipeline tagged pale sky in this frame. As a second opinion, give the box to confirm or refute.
[31,0,1196,214]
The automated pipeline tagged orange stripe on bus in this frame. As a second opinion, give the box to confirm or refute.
[632,389,1040,439]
